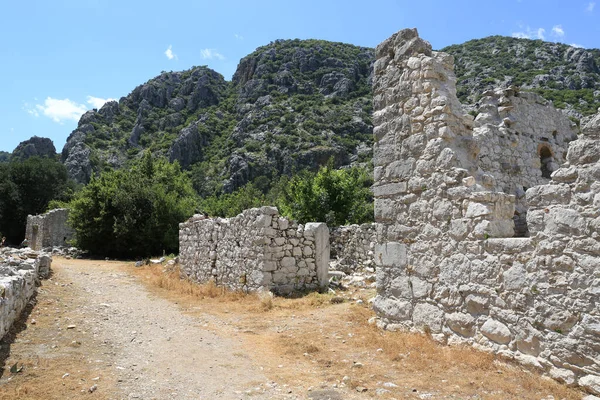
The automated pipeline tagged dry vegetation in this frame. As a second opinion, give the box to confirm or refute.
[0,260,585,399]
[132,263,584,400]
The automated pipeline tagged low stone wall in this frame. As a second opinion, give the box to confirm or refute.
[0,247,51,339]
[26,208,74,251]
[179,207,329,294]
[329,224,377,273]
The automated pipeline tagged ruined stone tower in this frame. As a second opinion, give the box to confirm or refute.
[372,28,599,392]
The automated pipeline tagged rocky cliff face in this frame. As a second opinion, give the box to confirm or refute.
[61,39,374,193]
[60,35,600,190]
[61,67,229,184]
[12,136,56,161]
[221,39,374,192]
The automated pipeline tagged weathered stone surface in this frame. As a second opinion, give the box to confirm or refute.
[580,375,600,395]
[481,319,512,344]
[25,209,74,251]
[179,207,328,294]
[329,224,376,274]
[0,247,51,340]
[372,28,600,390]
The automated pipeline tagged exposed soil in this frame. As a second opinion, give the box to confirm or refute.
[0,258,585,400]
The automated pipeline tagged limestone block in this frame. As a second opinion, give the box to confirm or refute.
[466,294,489,315]
[372,296,412,321]
[412,303,444,333]
[446,313,476,337]
[481,319,512,345]
[280,257,296,269]
[549,367,577,387]
[373,182,408,197]
[278,218,289,230]
[580,375,600,396]
[389,275,411,299]
[263,261,277,272]
[255,214,272,228]
[410,277,432,298]
[375,242,406,267]
[304,223,330,288]
[502,263,528,291]
[259,206,279,215]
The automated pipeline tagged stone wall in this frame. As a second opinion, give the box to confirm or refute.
[474,88,577,235]
[25,208,74,251]
[179,207,329,294]
[0,247,51,339]
[329,224,377,273]
[372,28,599,393]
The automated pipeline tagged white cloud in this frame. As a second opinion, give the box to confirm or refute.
[87,96,116,109]
[200,48,225,60]
[512,32,530,39]
[234,34,244,40]
[34,97,87,123]
[511,26,546,40]
[537,28,546,40]
[23,102,39,118]
[552,25,565,38]
[165,45,177,60]
[587,2,595,12]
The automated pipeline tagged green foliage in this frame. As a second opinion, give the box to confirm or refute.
[278,161,373,226]
[199,183,267,218]
[68,152,197,258]
[0,157,74,244]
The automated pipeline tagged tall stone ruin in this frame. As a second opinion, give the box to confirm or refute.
[372,28,599,392]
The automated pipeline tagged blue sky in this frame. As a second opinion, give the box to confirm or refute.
[1,0,598,153]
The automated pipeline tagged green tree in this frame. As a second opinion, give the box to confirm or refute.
[279,162,373,226]
[68,153,197,258]
[0,157,74,244]
[199,183,267,218]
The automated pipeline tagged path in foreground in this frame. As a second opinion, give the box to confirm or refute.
[0,258,585,400]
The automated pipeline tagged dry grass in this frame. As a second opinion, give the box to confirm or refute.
[136,263,249,301]
[131,263,336,312]
[130,262,585,399]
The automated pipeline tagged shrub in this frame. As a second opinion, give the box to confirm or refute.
[68,152,197,258]
[278,161,373,226]
[0,157,74,244]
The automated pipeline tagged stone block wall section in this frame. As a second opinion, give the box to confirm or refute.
[0,248,52,339]
[372,28,599,393]
[25,208,74,251]
[474,88,578,236]
[179,207,329,294]
[329,224,377,273]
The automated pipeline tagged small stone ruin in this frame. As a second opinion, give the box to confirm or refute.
[179,207,330,294]
[371,28,599,392]
[25,208,74,251]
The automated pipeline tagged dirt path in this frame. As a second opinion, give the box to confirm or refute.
[0,259,295,399]
[0,258,586,400]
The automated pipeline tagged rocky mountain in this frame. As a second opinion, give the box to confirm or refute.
[12,136,57,161]
[442,36,600,118]
[61,35,600,192]
[62,39,374,194]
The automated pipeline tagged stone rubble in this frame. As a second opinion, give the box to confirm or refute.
[372,28,599,392]
[179,207,329,294]
[329,223,377,274]
[0,246,52,339]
